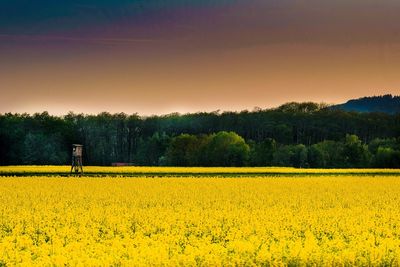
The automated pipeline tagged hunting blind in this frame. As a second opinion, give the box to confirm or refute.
[71,144,83,175]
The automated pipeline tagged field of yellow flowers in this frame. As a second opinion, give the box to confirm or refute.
[1,176,400,265]
[1,165,400,176]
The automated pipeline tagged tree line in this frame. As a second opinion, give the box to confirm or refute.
[165,132,400,168]
[0,102,399,167]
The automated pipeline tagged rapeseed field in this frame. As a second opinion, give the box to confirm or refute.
[0,176,399,265]
[1,165,399,175]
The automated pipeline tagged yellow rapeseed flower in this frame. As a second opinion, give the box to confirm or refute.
[0,175,399,265]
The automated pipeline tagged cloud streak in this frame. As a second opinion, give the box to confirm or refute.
[0,34,163,45]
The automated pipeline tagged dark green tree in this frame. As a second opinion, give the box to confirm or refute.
[22,132,68,165]
[135,132,170,166]
[165,134,199,166]
[249,138,276,166]
[273,144,308,168]
[374,147,400,168]
[342,134,371,167]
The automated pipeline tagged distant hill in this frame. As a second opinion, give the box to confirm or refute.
[331,95,400,114]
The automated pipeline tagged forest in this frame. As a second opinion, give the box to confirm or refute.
[1,102,399,168]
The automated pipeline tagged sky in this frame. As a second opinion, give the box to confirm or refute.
[1,0,400,115]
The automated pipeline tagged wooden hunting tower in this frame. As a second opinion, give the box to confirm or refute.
[71,144,83,175]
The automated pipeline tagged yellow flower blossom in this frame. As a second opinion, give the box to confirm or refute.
[0,175,399,265]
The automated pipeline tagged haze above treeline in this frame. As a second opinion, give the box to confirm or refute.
[2,95,400,117]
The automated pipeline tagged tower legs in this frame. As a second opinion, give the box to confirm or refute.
[71,156,83,175]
